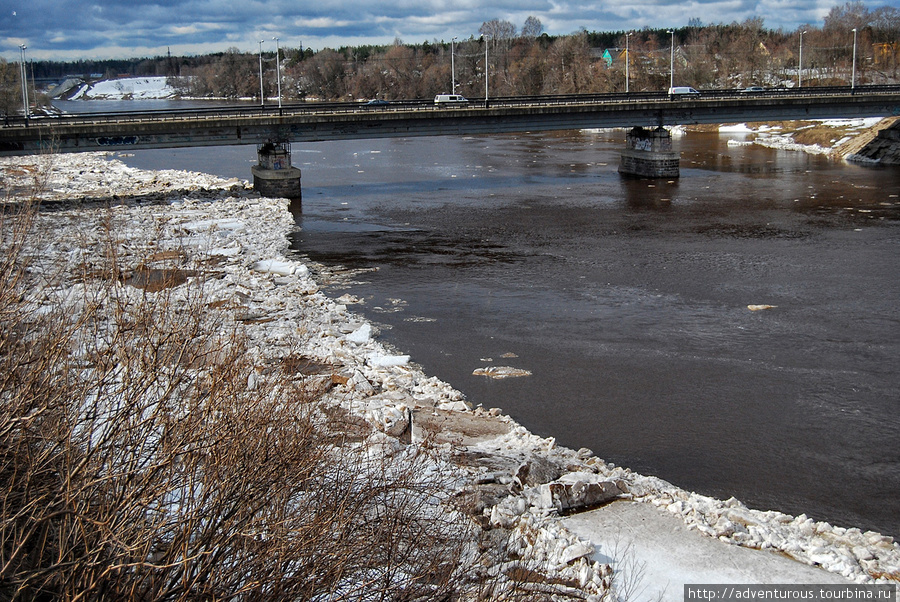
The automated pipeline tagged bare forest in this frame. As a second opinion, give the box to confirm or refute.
[163,3,899,102]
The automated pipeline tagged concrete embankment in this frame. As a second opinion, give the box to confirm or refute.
[843,116,900,164]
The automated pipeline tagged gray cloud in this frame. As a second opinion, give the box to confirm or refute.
[1,0,848,60]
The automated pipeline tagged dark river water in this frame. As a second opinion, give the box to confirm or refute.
[120,124,900,539]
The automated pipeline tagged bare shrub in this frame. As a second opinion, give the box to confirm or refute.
[0,200,483,601]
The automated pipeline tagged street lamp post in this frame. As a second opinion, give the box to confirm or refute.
[273,37,282,108]
[798,30,807,88]
[451,37,458,94]
[484,35,491,102]
[625,32,633,93]
[258,40,265,106]
[668,30,674,91]
[19,44,29,119]
[851,28,857,88]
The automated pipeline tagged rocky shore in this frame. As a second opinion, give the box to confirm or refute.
[3,151,899,597]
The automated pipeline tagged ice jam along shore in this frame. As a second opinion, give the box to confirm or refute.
[2,152,899,593]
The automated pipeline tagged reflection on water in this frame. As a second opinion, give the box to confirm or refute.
[122,128,900,538]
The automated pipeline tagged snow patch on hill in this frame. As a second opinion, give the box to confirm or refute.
[71,76,178,100]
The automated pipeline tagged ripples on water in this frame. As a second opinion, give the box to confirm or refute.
[123,125,900,538]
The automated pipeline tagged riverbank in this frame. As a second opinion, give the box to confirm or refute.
[713,117,898,158]
[2,152,899,596]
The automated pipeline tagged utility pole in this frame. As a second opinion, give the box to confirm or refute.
[19,44,29,119]
[273,37,282,108]
[451,37,458,94]
[258,40,265,106]
[625,32,633,93]
[484,35,491,102]
[667,30,674,91]
[799,31,806,88]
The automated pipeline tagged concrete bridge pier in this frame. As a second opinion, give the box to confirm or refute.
[618,127,680,178]
[251,141,302,201]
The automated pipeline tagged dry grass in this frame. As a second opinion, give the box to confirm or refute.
[791,124,848,148]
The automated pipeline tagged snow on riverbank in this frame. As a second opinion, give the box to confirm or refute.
[719,118,889,156]
[70,76,178,100]
[2,152,899,595]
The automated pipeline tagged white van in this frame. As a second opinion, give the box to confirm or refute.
[668,86,700,97]
[434,94,468,104]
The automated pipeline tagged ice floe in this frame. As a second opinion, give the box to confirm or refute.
[473,366,533,379]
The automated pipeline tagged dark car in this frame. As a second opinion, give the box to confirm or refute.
[366,99,390,106]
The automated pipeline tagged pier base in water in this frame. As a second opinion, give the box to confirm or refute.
[619,127,680,178]
[251,141,302,200]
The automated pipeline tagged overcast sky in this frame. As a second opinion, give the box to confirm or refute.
[2,0,849,62]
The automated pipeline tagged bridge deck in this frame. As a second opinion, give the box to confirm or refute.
[2,86,899,155]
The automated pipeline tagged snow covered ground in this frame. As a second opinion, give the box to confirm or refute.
[2,152,899,599]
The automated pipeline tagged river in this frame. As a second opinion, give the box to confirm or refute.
[115,114,900,539]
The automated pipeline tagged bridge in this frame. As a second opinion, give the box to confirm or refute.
[2,86,899,156]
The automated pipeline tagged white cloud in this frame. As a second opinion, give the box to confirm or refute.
[303,17,354,29]
[169,23,226,35]
[0,0,856,61]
